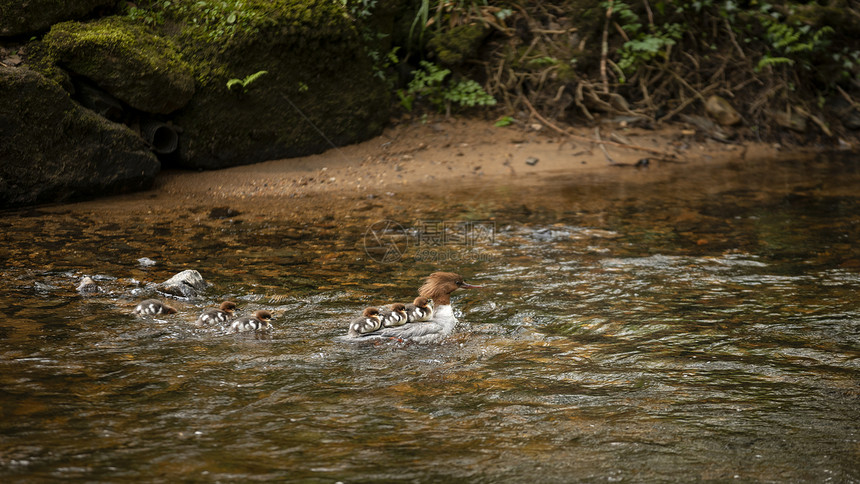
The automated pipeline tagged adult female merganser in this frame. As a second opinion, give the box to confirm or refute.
[134,299,177,316]
[379,303,408,328]
[230,310,273,333]
[404,296,433,323]
[347,272,481,343]
[348,307,382,337]
[195,301,237,326]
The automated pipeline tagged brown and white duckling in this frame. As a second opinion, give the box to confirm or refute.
[195,301,237,326]
[379,303,408,328]
[347,307,382,337]
[230,310,273,333]
[76,276,100,294]
[404,296,433,323]
[134,298,177,316]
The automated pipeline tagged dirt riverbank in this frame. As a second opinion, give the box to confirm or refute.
[46,115,827,222]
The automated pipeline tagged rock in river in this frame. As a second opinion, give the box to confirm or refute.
[158,270,209,298]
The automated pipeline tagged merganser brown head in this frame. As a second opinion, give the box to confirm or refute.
[418,272,482,305]
[254,310,273,322]
[412,296,430,308]
[220,301,238,314]
[390,303,407,313]
[363,307,380,319]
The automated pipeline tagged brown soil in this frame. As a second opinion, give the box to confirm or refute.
[65,115,815,218]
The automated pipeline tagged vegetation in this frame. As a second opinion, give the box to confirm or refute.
[21,0,860,144]
[390,0,860,141]
[398,60,496,115]
[226,70,268,93]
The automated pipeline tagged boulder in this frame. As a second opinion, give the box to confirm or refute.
[41,17,195,114]
[773,110,807,132]
[0,66,160,208]
[705,95,742,126]
[0,0,115,38]
[160,0,390,169]
[158,270,209,298]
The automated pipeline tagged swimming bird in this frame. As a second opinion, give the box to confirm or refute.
[347,272,481,344]
[348,307,382,337]
[134,299,177,316]
[230,310,273,333]
[404,296,433,323]
[379,303,408,328]
[195,301,237,326]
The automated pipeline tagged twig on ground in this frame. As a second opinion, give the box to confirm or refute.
[594,127,617,164]
[521,96,678,159]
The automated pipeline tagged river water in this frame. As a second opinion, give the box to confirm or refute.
[1,153,858,482]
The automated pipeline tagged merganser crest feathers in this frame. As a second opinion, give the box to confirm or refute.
[418,271,465,306]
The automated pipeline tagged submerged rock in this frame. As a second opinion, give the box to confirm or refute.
[0,67,160,208]
[41,17,195,114]
[158,270,209,298]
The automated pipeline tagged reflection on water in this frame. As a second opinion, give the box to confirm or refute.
[1,154,859,482]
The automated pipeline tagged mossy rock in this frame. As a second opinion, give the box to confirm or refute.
[0,66,160,208]
[43,17,194,114]
[146,0,390,169]
[427,23,490,65]
[0,0,115,37]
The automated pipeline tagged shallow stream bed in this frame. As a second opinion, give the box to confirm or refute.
[1,153,858,482]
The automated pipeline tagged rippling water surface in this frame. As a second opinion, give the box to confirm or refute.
[1,154,859,482]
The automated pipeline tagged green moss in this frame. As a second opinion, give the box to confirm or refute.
[47,17,190,79]
[42,16,195,113]
[427,23,490,65]
[24,40,72,91]
[121,0,393,169]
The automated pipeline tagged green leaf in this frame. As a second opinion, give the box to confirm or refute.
[226,78,244,91]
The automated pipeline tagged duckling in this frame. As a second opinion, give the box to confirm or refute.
[230,310,273,333]
[195,301,237,327]
[345,272,482,344]
[347,307,382,337]
[404,296,433,323]
[134,299,177,316]
[379,303,408,328]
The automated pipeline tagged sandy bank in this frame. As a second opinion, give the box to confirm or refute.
[56,115,823,220]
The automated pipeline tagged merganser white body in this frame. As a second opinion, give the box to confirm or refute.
[379,303,408,328]
[134,299,177,316]
[347,272,481,344]
[348,307,382,337]
[195,301,237,327]
[404,296,433,323]
[231,310,273,333]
